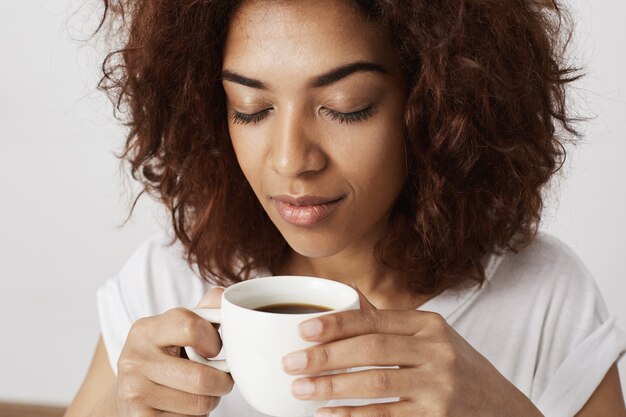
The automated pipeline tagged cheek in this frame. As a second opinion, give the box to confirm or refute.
[228,143,270,209]
[352,152,405,210]
[342,121,406,196]
[229,130,265,185]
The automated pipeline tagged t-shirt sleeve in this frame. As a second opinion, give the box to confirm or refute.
[96,232,210,373]
[532,238,626,417]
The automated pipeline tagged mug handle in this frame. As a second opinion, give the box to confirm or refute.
[183,308,230,373]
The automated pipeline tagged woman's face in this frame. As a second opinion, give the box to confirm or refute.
[222,0,408,258]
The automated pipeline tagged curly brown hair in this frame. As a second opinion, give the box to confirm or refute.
[97,0,581,294]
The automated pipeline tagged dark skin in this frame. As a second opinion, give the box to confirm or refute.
[283,288,626,417]
[224,1,626,414]
[63,0,626,415]
[63,287,624,416]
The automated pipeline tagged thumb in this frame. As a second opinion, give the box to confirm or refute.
[350,283,377,310]
[195,286,226,308]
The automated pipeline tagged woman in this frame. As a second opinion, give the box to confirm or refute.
[65,0,626,416]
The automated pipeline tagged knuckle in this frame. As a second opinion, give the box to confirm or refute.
[129,317,151,336]
[374,407,393,417]
[326,313,343,333]
[441,378,456,403]
[313,344,332,367]
[167,306,194,324]
[368,310,384,330]
[224,376,235,394]
[168,308,215,349]
[438,342,458,367]
[192,365,215,393]
[168,306,189,315]
[368,370,392,394]
[317,376,336,397]
[192,395,214,415]
[435,367,457,401]
[193,364,234,396]
[117,356,140,377]
[364,334,388,355]
[178,316,202,342]
[432,402,452,417]
[331,407,355,417]
[117,376,144,404]
[440,370,455,389]
[426,312,447,330]
[210,396,222,411]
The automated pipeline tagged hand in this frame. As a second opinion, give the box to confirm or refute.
[281,288,543,417]
[116,287,234,416]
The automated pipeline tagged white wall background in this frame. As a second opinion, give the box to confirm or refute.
[0,0,624,407]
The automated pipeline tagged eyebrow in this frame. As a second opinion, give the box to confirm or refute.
[221,61,389,90]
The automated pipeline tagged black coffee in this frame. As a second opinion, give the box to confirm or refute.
[254,303,333,314]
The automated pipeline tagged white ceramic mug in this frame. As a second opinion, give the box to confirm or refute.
[184,275,360,417]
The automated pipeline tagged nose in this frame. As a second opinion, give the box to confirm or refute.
[269,107,326,177]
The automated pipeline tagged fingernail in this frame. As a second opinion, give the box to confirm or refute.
[282,350,308,371]
[300,319,322,338]
[292,378,315,397]
[315,409,333,417]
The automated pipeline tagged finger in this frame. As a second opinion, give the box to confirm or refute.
[155,413,200,417]
[298,309,446,342]
[195,287,225,309]
[195,287,225,332]
[132,308,222,358]
[283,334,419,374]
[290,368,417,401]
[316,400,418,417]
[143,354,234,396]
[144,379,221,416]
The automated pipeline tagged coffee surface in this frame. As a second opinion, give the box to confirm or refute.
[254,303,332,314]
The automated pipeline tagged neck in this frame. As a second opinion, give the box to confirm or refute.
[282,248,395,291]
[276,246,430,310]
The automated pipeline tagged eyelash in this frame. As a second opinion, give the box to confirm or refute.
[325,106,375,124]
[230,109,270,125]
[229,106,375,125]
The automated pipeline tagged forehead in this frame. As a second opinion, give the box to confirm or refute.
[223,0,401,84]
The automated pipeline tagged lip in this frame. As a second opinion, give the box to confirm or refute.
[272,194,343,227]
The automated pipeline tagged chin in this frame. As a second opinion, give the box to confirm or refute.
[280,231,347,259]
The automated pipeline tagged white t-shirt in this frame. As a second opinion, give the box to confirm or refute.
[97,232,626,417]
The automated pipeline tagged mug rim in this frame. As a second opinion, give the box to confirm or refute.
[221,275,359,316]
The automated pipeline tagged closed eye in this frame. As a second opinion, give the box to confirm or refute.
[228,106,376,125]
[229,108,272,125]
[322,106,375,124]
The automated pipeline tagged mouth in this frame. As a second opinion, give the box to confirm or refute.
[271,195,344,227]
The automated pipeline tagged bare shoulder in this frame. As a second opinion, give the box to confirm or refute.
[575,363,626,417]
